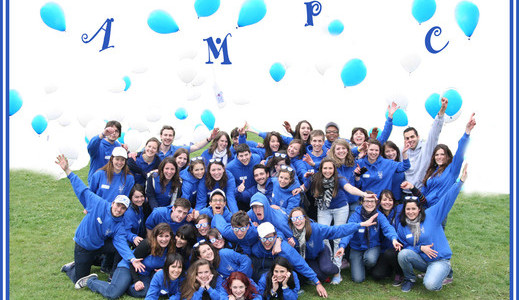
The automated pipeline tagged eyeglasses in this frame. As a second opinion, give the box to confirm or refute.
[280,165,293,172]
[404,196,419,201]
[326,130,339,134]
[232,226,248,232]
[191,156,203,162]
[193,239,207,248]
[209,158,222,163]
[209,235,223,243]
[274,153,287,158]
[260,236,276,243]
[195,222,209,229]
[290,215,305,222]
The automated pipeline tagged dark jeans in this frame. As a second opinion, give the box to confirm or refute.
[65,241,117,284]
[250,256,274,283]
[306,246,339,281]
[371,248,403,280]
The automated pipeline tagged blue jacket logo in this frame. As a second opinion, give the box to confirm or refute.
[377,171,383,179]
[97,217,103,224]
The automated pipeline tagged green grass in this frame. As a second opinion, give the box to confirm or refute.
[9,138,510,299]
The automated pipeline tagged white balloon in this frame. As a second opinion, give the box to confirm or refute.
[192,125,209,143]
[385,93,409,110]
[146,108,162,122]
[77,112,94,128]
[125,130,144,152]
[85,119,107,140]
[106,77,126,93]
[191,72,207,87]
[58,114,72,127]
[315,61,331,76]
[128,119,149,133]
[177,59,197,84]
[186,87,202,101]
[107,111,125,123]
[46,106,64,121]
[58,144,79,160]
[444,108,463,123]
[44,84,58,94]
[179,47,198,60]
[233,97,250,105]
[132,65,148,74]
[400,53,421,74]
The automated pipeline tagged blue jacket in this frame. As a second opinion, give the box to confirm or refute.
[356,156,410,197]
[390,171,406,201]
[258,132,293,146]
[378,204,403,251]
[201,148,234,167]
[145,270,183,300]
[180,169,202,207]
[421,133,470,207]
[128,152,161,186]
[257,271,300,300]
[124,205,145,244]
[304,144,328,171]
[189,275,225,300]
[211,214,258,255]
[231,139,260,157]
[303,176,350,209]
[146,172,180,209]
[351,117,394,158]
[158,145,190,161]
[301,221,362,260]
[217,248,253,278]
[324,137,350,150]
[67,172,134,262]
[90,169,134,202]
[337,164,359,204]
[145,205,190,232]
[270,178,300,214]
[237,178,274,205]
[397,181,463,262]
[199,206,232,223]
[247,193,293,240]
[226,154,262,190]
[196,171,238,213]
[339,206,398,251]
[291,157,310,184]
[87,135,122,183]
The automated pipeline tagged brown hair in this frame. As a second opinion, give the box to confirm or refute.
[310,158,339,199]
[288,207,312,240]
[422,144,453,187]
[148,223,176,256]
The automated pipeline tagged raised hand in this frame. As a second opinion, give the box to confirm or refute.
[360,213,378,227]
[438,97,449,116]
[237,179,246,193]
[388,101,399,119]
[55,154,71,175]
[400,181,414,190]
[466,113,476,134]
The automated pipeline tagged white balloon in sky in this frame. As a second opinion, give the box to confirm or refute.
[107,110,125,123]
[132,65,148,74]
[191,72,207,87]
[85,119,107,140]
[179,47,198,60]
[58,144,79,160]
[400,53,421,74]
[44,84,58,94]
[77,111,94,128]
[58,114,72,127]
[444,108,463,123]
[146,107,162,122]
[106,77,126,93]
[315,61,331,76]
[192,124,209,143]
[177,59,197,84]
[186,86,202,101]
[385,93,409,110]
[46,105,64,121]
[233,97,250,105]
[124,130,144,152]
[128,119,149,133]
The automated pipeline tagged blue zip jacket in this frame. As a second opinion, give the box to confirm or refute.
[270,178,301,214]
[226,154,262,189]
[67,172,134,262]
[180,169,202,207]
[201,148,234,167]
[304,144,328,171]
[378,204,403,251]
[232,139,260,157]
[421,132,470,207]
[303,176,350,209]
[217,248,253,278]
[189,275,225,300]
[237,178,274,205]
[145,205,190,232]
[146,172,181,209]
[291,157,310,184]
[87,135,122,183]
[301,221,362,260]
[339,205,398,251]
[337,164,359,204]
[90,169,134,202]
[158,145,190,161]
[356,156,410,197]
[199,206,232,223]
[257,271,300,300]
[390,171,406,201]
[211,214,258,255]
[196,171,238,213]
[124,205,145,244]
[145,270,183,300]
[128,152,161,186]
[247,193,293,240]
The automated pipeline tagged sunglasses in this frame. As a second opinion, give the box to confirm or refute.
[280,165,293,172]
[193,239,207,248]
[260,236,276,243]
[232,226,248,232]
[209,158,222,163]
[209,235,223,244]
[195,222,209,229]
[404,196,419,201]
[191,156,204,162]
[274,153,287,158]
[290,215,305,222]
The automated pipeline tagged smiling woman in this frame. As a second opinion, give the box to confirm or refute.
[146,157,182,209]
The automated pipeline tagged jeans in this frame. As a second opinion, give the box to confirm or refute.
[306,246,339,281]
[397,249,451,291]
[371,248,403,280]
[250,256,274,283]
[87,267,132,299]
[348,201,360,220]
[127,273,153,298]
[65,242,115,284]
[349,247,380,283]
[317,204,349,268]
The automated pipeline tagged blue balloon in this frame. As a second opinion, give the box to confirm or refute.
[40,2,66,31]
[195,0,220,17]
[412,0,436,24]
[31,115,48,135]
[340,59,367,87]
[425,93,441,118]
[9,90,23,116]
[148,10,179,34]
[85,136,90,144]
[328,20,344,36]
[175,108,188,120]
[455,1,479,38]
[201,109,215,130]
[238,0,267,27]
[269,63,286,82]
[118,132,125,144]
[369,127,381,139]
[123,76,131,91]
[442,89,462,116]
[393,109,409,127]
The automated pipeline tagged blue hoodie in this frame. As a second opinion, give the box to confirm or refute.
[303,176,350,209]
[211,214,258,255]
[299,221,362,260]
[189,275,225,300]
[257,271,300,300]
[199,206,232,223]
[226,153,262,189]
[337,165,359,204]
[201,148,234,167]
[217,248,253,278]
[67,172,134,262]
[258,132,293,146]
[350,117,394,158]
[291,157,310,184]
[247,193,293,240]
[124,205,145,244]
[237,177,274,205]
[127,152,161,186]
[180,169,203,207]
[270,178,301,214]
[378,204,403,251]
[196,171,238,213]
[145,205,189,232]
[145,270,183,300]
[421,133,470,207]
[339,205,398,251]
[397,181,463,262]
[304,144,328,171]
[232,139,260,157]
[158,145,190,161]
[90,169,135,202]
[146,173,180,209]
[356,156,410,197]
[87,135,122,183]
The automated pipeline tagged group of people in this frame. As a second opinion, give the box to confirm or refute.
[56,97,476,299]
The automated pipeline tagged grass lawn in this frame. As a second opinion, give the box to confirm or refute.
[9,140,510,299]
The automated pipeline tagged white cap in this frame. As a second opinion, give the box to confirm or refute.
[257,222,276,238]
[113,195,130,208]
[112,147,128,159]
[250,200,264,207]
[210,188,226,200]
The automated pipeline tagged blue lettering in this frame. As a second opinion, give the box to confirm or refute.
[425,26,449,54]
[203,33,232,65]
[304,1,322,26]
[81,18,115,52]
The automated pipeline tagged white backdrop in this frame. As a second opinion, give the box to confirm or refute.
[8,0,510,193]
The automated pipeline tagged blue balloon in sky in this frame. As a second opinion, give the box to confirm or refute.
[340,59,367,87]
[40,2,66,31]
[238,0,267,27]
[118,132,125,144]
[425,93,441,118]
[31,115,48,135]
[442,89,463,116]
[195,0,220,17]
[392,109,409,127]
[201,109,215,130]
[328,20,344,36]
[148,10,179,34]
[9,90,23,116]
[455,1,479,38]
[175,108,188,120]
[123,76,131,91]
[412,0,436,24]
[269,63,286,82]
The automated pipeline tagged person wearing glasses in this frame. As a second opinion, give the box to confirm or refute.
[194,214,212,242]
[257,256,300,300]
[145,253,184,300]
[146,157,182,209]
[180,259,225,300]
[196,159,239,213]
[191,239,253,279]
[180,156,206,208]
[211,211,259,256]
[287,207,378,285]
[206,228,236,251]
[270,165,301,214]
[237,164,274,207]
[323,122,344,150]
[87,120,124,183]
[201,131,234,166]
[227,144,263,210]
[127,137,161,186]
[265,152,294,178]
[199,189,233,222]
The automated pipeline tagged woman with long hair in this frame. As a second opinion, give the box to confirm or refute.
[191,239,252,279]
[173,148,190,172]
[180,157,206,208]
[201,131,234,166]
[286,139,309,183]
[145,253,184,300]
[327,139,359,214]
[146,157,182,209]
[124,184,147,248]
[222,271,261,300]
[180,259,225,300]
[90,147,135,202]
[265,152,292,178]
[196,159,238,213]
[195,214,212,242]
[257,256,300,300]
[127,137,161,186]
[270,166,300,214]
[174,224,198,269]
[381,141,405,201]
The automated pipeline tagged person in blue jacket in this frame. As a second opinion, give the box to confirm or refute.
[145,253,184,300]
[124,184,146,248]
[222,271,261,300]
[381,141,406,201]
[349,102,397,152]
[87,120,123,183]
[180,157,205,208]
[146,157,183,209]
[421,113,476,208]
[145,198,193,237]
[173,224,198,270]
[127,137,161,186]
[335,192,403,283]
[201,131,234,166]
[237,164,274,207]
[324,122,348,150]
[196,159,238,213]
[251,222,328,298]
[195,214,212,242]
[173,148,189,172]
[244,125,288,159]
[157,125,217,161]
[86,223,176,298]
[287,207,378,285]
[286,139,309,183]
[90,147,135,203]
[180,259,225,300]
[56,154,144,289]
[265,152,294,178]
[354,138,411,197]
[281,120,313,145]
[191,240,253,279]
[302,130,328,171]
[247,193,293,240]
[397,165,468,292]
[327,139,359,214]
[270,166,301,214]
[199,189,233,222]
[230,127,262,157]
[257,256,300,300]
[227,144,262,210]
[206,228,237,252]
[211,211,259,256]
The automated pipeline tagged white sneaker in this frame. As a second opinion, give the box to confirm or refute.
[60,261,75,273]
[75,273,98,289]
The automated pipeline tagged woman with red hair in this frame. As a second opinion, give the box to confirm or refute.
[222,271,261,300]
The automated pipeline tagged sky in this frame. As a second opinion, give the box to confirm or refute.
[8,0,511,194]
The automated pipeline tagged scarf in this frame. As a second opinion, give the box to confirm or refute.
[406,217,422,246]
[361,207,378,248]
[315,177,335,210]
[292,227,306,259]
[212,148,228,165]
